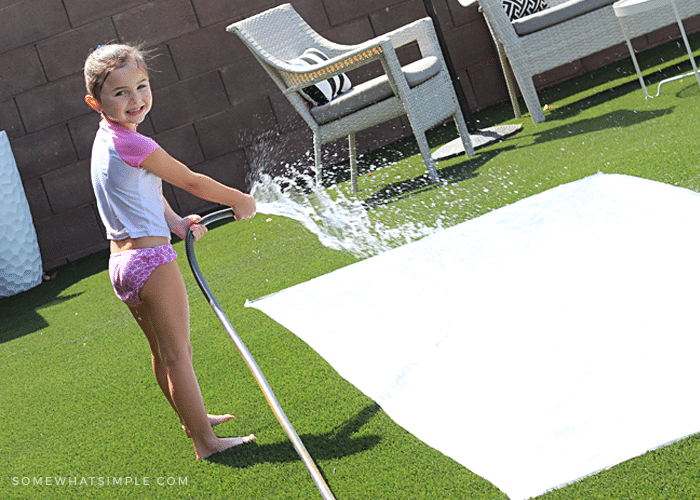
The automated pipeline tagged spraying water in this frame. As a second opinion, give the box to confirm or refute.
[250,173,440,258]
[244,129,451,257]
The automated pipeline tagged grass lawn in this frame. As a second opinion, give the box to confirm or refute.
[1,33,699,499]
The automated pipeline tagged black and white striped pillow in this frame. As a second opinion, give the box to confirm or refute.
[501,0,548,21]
[288,48,352,106]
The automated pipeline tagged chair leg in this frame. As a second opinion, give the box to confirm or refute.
[495,40,522,120]
[313,137,322,187]
[453,113,475,157]
[415,132,440,183]
[479,14,524,122]
[512,68,545,123]
[348,133,358,193]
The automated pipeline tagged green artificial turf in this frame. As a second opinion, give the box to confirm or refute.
[1,33,699,499]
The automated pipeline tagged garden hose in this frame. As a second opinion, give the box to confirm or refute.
[185,208,335,500]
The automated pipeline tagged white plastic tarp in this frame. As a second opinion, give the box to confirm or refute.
[248,174,700,499]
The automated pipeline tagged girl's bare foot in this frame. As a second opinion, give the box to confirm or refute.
[196,434,256,460]
[183,413,235,437]
[208,414,235,427]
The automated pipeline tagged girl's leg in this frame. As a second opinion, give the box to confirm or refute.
[128,304,236,433]
[129,303,183,425]
[137,259,254,459]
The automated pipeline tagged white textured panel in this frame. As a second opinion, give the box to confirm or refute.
[0,130,42,297]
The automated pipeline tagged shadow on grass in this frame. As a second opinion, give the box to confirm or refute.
[319,118,510,192]
[676,80,700,99]
[321,67,678,208]
[533,31,700,121]
[357,99,670,209]
[207,402,382,469]
[363,145,517,209]
[532,107,675,144]
[537,72,647,122]
[0,248,109,344]
[318,138,421,189]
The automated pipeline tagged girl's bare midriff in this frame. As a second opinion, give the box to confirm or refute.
[110,235,170,253]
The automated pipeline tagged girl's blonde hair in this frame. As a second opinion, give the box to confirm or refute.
[84,44,150,100]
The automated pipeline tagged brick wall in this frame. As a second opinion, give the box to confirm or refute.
[1,0,698,270]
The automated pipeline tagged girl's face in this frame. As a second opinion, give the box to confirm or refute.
[88,59,152,131]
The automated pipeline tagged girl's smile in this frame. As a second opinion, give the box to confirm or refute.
[85,59,152,131]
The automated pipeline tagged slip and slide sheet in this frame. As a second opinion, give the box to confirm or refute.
[247,174,700,499]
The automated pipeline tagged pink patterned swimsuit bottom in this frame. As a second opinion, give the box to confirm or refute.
[108,244,177,307]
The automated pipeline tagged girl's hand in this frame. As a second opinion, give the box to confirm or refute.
[232,193,256,221]
[173,214,208,242]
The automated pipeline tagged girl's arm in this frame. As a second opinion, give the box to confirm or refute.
[162,196,207,241]
[141,148,256,221]
[163,195,183,231]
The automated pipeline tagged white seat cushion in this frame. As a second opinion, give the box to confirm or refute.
[310,56,442,125]
[512,0,617,35]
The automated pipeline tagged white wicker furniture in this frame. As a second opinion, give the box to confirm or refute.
[459,0,700,123]
[614,0,700,97]
[228,4,474,192]
[0,130,42,297]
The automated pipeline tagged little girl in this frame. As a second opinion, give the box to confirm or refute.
[84,44,257,459]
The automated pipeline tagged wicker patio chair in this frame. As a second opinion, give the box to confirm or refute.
[228,3,474,192]
[460,0,700,123]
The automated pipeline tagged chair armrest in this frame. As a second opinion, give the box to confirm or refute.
[382,17,441,58]
[272,23,426,99]
[274,38,393,90]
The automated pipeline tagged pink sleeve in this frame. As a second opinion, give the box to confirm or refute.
[114,129,161,168]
